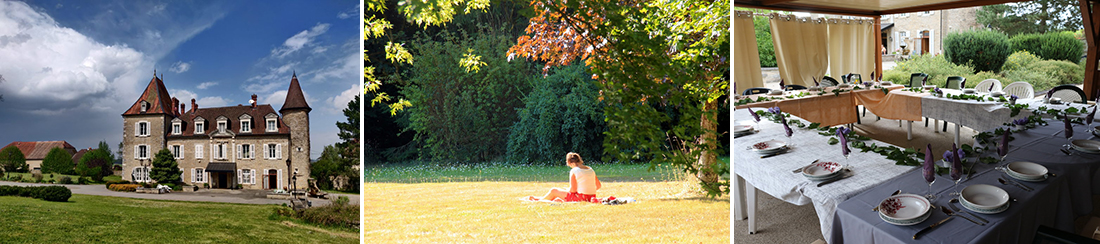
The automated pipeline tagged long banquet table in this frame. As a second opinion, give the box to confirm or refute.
[831,119,1100,243]
[735,84,907,127]
[733,108,916,243]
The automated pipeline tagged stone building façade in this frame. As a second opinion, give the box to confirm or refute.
[121,72,311,190]
[880,8,983,56]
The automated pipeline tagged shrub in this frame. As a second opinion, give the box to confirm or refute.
[105,179,129,189]
[76,176,85,185]
[32,172,43,182]
[1008,33,1043,56]
[0,185,71,202]
[332,196,350,206]
[944,30,1011,73]
[37,186,71,202]
[108,184,141,192]
[1002,50,1041,72]
[962,71,1012,90]
[882,54,974,87]
[295,204,358,228]
[58,176,72,184]
[10,175,21,182]
[270,205,295,220]
[150,149,181,184]
[1013,32,1085,62]
[506,64,607,164]
[1007,60,1084,92]
[753,15,776,67]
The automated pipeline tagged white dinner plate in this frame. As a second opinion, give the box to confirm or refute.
[1071,140,1100,153]
[960,184,1009,210]
[877,194,932,221]
[751,140,787,154]
[802,161,844,179]
[734,125,753,133]
[1005,161,1047,181]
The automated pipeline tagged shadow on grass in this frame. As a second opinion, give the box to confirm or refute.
[649,196,731,203]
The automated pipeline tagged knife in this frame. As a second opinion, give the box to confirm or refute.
[817,170,853,187]
[760,147,790,159]
[913,216,953,240]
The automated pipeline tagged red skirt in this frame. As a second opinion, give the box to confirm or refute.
[564,192,597,202]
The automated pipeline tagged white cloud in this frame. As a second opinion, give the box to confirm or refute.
[196,81,217,89]
[271,23,329,58]
[302,53,358,83]
[0,1,151,111]
[169,89,231,108]
[260,89,316,112]
[324,84,359,114]
[169,61,191,73]
[337,4,359,19]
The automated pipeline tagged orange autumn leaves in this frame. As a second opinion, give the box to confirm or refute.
[507,0,612,74]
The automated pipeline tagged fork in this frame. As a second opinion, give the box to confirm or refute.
[949,198,989,224]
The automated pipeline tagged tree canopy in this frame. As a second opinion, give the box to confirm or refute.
[509,0,730,196]
[0,146,26,173]
[77,147,113,181]
[41,148,73,175]
[977,0,1083,37]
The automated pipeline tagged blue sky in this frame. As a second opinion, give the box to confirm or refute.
[0,0,360,159]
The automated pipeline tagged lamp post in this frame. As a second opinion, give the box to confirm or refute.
[285,158,292,192]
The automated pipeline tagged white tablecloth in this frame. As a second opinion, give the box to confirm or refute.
[734,108,916,242]
[921,90,1092,132]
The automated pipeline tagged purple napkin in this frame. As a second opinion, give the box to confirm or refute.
[780,113,793,137]
[779,79,785,89]
[1064,113,1074,139]
[1047,89,1054,100]
[951,151,963,180]
[878,73,883,82]
[998,130,1010,157]
[837,127,851,157]
[747,107,760,122]
[923,144,935,182]
[870,71,875,82]
[922,76,928,86]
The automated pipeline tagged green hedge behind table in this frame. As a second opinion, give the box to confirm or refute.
[944,29,1011,73]
[0,185,72,202]
[1009,32,1084,63]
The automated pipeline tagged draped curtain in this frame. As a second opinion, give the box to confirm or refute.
[734,11,764,92]
[770,14,828,86]
[827,19,876,83]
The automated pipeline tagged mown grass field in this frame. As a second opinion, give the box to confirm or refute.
[0,194,358,243]
[363,159,730,243]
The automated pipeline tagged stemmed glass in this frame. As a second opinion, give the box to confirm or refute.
[1061,114,1075,155]
[950,156,963,196]
[922,144,936,200]
[997,129,1012,169]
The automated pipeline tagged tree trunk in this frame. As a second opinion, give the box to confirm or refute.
[696,99,719,184]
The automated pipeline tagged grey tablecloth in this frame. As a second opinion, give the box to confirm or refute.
[831,120,1100,243]
[734,108,916,242]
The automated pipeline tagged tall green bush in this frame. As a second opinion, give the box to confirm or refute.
[77,148,113,182]
[404,28,534,162]
[149,149,180,184]
[0,146,27,173]
[881,54,974,87]
[41,148,73,175]
[1010,32,1084,62]
[753,16,776,67]
[944,30,1011,73]
[506,65,606,164]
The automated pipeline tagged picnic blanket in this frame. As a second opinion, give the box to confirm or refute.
[519,196,636,205]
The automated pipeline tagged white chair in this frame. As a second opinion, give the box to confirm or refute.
[1002,82,1035,99]
[974,79,1003,93]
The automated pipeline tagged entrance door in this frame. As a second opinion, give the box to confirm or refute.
[268,169,278,189]
[218,172,228,189]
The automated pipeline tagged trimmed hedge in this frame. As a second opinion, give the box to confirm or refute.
[295,204,358,228]
[108,184,141,192]
[0,185,71,202]
[944,30,1011,73]
[105,180,130,189]
[1010,32,1084,62]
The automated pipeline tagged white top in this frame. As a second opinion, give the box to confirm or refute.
[571,167,597,195]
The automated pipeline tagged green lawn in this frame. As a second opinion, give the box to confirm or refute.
[364,162,686,183]
[363,160,729,243]
[0,194,358,243]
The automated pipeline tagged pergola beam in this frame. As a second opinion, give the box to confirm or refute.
[1082,0,1099,99]
[880,0,1032,14]
[734,2,881,17]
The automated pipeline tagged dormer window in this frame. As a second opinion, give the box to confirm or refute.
[239,114,252,133]
[140,101,148,112]
[216,116,229,133]
[195,120,205,134]
[172,119,182,135]
[265,113,279,132]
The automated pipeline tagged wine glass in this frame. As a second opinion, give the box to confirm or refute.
[950,159,963,196]
[922,162,936,200]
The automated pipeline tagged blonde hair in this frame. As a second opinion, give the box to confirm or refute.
[566,152,584,166]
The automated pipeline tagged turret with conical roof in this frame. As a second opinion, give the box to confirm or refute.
[280,72,311,113]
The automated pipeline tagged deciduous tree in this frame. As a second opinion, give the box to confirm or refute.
[0,146,26,173]
[508,0,729,196]
[41,148,73,175]
[977,0,1082,37]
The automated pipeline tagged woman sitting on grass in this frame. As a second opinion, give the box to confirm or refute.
[526,152,602,202]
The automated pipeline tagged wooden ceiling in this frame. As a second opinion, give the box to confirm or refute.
[734,0,1034,17]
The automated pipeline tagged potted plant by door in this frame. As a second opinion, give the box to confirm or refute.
[203,183,209,189]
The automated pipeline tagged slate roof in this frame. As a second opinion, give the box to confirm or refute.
[123,75,176,116]
[169,104,290,138]
[280,73,311,113]
[1,141,77,160]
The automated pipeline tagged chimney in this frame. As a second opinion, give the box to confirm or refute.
[251,94,258,109]
[180,104,185,115]
[191,98,197,113]
[172,98,179,116]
